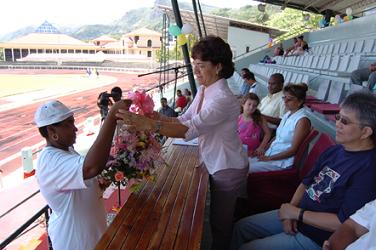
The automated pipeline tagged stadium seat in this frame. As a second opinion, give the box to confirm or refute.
[363,39,375,53]
[246,129,319,215]
[306,80,331,106]
[354,40,364,54]
[309,81,344,114]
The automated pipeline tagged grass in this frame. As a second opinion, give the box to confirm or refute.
[0,74,116,98]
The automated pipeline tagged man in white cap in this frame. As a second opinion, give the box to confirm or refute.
[34,99,131,250]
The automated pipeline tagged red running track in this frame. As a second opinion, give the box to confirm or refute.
[0,69,160,177]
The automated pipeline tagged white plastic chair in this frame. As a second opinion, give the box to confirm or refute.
[354,40,364,54]
[363,39,375,53]
[339,41,348,54]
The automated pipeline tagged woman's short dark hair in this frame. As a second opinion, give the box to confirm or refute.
[191,36,234,79]
[283,83,308,102]
[341,91,376,143]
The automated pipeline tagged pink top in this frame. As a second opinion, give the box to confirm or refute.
[238,115,262,155]
[178,79,248,175]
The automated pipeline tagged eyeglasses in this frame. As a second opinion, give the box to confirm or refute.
[334,114,369,127]
[282,96,297,101]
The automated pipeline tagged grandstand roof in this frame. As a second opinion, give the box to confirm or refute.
[6,33,93,46]
[252,0,376,16]
[157,5,286,41]
[124,28,162,37]
[92,35,117,42]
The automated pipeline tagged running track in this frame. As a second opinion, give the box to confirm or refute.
[0,69,160,178]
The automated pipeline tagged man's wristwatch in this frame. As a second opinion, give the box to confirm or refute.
[298,208,305,223]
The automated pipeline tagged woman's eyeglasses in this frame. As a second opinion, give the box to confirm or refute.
[335,114,368,127]
[282,96,297,101]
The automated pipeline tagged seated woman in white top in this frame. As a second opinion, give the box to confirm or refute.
[249,83,311,173]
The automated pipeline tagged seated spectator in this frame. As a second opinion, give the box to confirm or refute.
[238,93,271,156]
[239,68,252,95]
[159,97,177,117]
[350,62,376,92]
[249,83,310,173]
[259,73,286,126]
[274,44,284,56]
[175,89,188,112]
[231,91,376,250]
[285,36,308,56]
[240,71,262,97]
[284,37,299,56]
[323,198,376,250]
[183,88,192,103]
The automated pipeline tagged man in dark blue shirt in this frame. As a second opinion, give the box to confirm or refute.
[230,92,376,250]
[159,97,177,117]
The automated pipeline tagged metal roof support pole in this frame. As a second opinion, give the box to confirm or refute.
[192,0,203,39]
[197,0,208,37]
[171,0,197,97]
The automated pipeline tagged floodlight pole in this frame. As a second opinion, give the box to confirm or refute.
[171,0,197,97]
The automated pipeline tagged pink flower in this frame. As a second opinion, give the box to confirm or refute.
[114,171,124,182]
[128,90,154,115]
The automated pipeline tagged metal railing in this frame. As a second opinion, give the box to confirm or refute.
[0,190,52,250]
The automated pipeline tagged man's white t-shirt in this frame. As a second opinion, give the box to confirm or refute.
[36,146,106,250]
[346,199,376,250]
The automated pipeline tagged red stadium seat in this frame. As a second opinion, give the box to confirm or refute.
[246,129,319,215]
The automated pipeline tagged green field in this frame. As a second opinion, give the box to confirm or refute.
[0,74,116,98]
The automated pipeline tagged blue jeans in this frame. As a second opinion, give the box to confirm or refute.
[230,210,321,250]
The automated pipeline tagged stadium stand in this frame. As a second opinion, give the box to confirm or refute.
[230,13,376,217]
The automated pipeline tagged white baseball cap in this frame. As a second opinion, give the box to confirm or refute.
[34,100,74,127]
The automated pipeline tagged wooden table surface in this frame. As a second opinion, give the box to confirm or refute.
[95,138,209,250]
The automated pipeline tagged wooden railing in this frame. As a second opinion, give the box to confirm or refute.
[95,138,208,249]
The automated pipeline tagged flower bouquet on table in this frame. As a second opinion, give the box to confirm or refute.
[99,90,164,210]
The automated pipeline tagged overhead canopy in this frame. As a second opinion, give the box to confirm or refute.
[252,0,376,16]
[157,5,286,41]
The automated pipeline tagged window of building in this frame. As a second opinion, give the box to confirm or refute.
[246,46,250,53]
[5,49,12,61]
[147,40,152,47]
[134,36,139,44]
[61,49,67,53]
[38,49,43,54]
[46,49,52,54]
[75,50,81,53]
[83,50,88,54]
[13,49,21,59]
[147,51,152,57]
[30,49,37,54]
[68,49,74,53]
[21,49,29,57]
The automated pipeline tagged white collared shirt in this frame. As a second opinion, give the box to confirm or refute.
[259,90,286,118]
[178,78,248,175]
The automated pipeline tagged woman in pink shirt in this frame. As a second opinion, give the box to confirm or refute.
[117,36,248,250]
[238,93,271,156]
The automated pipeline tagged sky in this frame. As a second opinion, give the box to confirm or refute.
[0,0,256,35]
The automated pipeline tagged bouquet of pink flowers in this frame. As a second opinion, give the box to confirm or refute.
[99,90,163,192]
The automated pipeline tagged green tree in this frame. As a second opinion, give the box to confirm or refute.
[266,8,322,30]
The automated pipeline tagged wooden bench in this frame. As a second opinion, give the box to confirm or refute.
[95,138,209,250]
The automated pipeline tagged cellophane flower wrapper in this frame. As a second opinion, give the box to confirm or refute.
[99,90,164,192]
